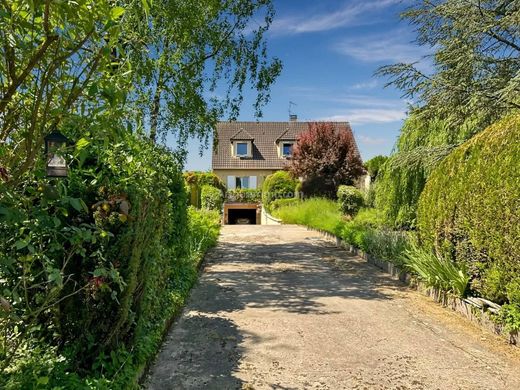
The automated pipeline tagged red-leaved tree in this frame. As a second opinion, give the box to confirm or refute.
[289,122,365,197]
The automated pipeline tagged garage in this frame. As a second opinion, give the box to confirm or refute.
[224,203,261,225]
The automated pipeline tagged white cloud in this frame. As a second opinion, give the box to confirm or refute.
[358,135,388,145]
[323,109,406,124]
[334,30,432,64]
[350,80,378,90]
[270,0,405,35]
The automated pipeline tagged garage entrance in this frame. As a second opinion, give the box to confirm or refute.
[224,203,261,225]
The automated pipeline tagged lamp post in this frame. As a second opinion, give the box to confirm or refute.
[44,132,69,177]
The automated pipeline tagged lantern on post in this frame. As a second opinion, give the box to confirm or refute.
[44,132,69,177]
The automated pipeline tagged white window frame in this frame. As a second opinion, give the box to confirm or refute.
[233,141,252,158]
[279,141,294,157]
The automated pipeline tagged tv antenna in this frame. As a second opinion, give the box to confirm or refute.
[289,101,297,116]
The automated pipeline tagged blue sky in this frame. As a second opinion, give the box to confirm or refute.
[181,0,430,171]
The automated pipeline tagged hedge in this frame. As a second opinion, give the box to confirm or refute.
[261,171,298,210]
[417,114,520,305]
[0,132,220,388]
[200,185,224,211]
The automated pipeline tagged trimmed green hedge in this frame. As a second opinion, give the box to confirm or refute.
[261,171,298,211]
[201,185,223,211]
[418,114,520,305]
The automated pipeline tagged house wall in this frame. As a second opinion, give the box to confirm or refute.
[214,169,278,189]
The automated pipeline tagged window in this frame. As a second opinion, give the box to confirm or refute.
[282,142,293,157]
[236,176,250,189]
[236,142,249,156]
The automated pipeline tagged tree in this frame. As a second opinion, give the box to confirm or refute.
[377,0,520,128]
[0,1,130,182]
[122,0,282,145]
[0,1,282,181]
[289,122,364,198]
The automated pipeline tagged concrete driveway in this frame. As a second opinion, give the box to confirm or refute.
[145,225,520,390]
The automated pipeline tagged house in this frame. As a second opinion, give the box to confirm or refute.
[212,115,359,189]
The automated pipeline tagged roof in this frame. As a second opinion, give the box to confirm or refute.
[212,121,360,170]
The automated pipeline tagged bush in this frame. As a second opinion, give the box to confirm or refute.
[337,185,364,216]
[200,185,223,211]
[364,155,388,180]
[418,114,520,306]
[262,171,298,210]
[0,132,221,388]
[183,171,226,207]
[270,198,300,211]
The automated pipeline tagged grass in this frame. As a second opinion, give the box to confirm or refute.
[273,198,346,236]
[273,198,411,265]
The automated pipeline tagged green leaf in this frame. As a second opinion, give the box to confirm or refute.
[141,0,150,15]
[75,137,90,152]
[69,198,83,212]
[37,377,49,385]
[14,239,29,250]
[110,6,125,20]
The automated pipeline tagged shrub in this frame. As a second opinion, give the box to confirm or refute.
[364,155,388,180]
[262,171,298,210]
[417,114,520,306]
[270,198,300,211]
[288,122,365,198]
[337,185,364,216]
[183,171,226,207]
[401,245,469,297]
[0,132,221,388]
[200,185,224,211]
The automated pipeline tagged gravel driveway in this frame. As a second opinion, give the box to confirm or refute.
[145,225,520,390]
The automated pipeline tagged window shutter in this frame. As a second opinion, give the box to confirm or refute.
[250,176,257,189]
[227,176,236,189]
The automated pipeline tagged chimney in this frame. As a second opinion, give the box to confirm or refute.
[289,114,297,122]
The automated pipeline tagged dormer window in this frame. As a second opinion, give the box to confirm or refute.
[282,142,293,157]
[236,142,248,156]
[232,140,252,158]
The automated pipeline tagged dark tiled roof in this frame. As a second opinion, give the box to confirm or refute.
[230,128,254,140]
[212,121,360,170]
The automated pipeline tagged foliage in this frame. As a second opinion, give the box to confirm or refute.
[261,171,298,210]
[226,188,262,203]
[417,114,520,307]
[401,245,469,298]
[273,198,345,236]
[498,304,520,334]
[289,123,365,198]
[337,185,364,216]
[200,185,224,211]
[270,198,300,212]
[0,132,221,388]
[377,0,520,127]
[364,155,388,180]
[122,0,282,143]
[274,200,412,266]
[0,0,131,181]
[183,171,226,208]
[183,171,226,193]
[374,113,480,228]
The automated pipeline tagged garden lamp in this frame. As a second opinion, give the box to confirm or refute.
[44,131,69,177]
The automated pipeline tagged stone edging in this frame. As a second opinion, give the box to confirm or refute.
[307,226,519,347]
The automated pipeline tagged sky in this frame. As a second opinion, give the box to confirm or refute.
[181,0,430,171]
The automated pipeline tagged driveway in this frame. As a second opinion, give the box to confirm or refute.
[145,225,520,390]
